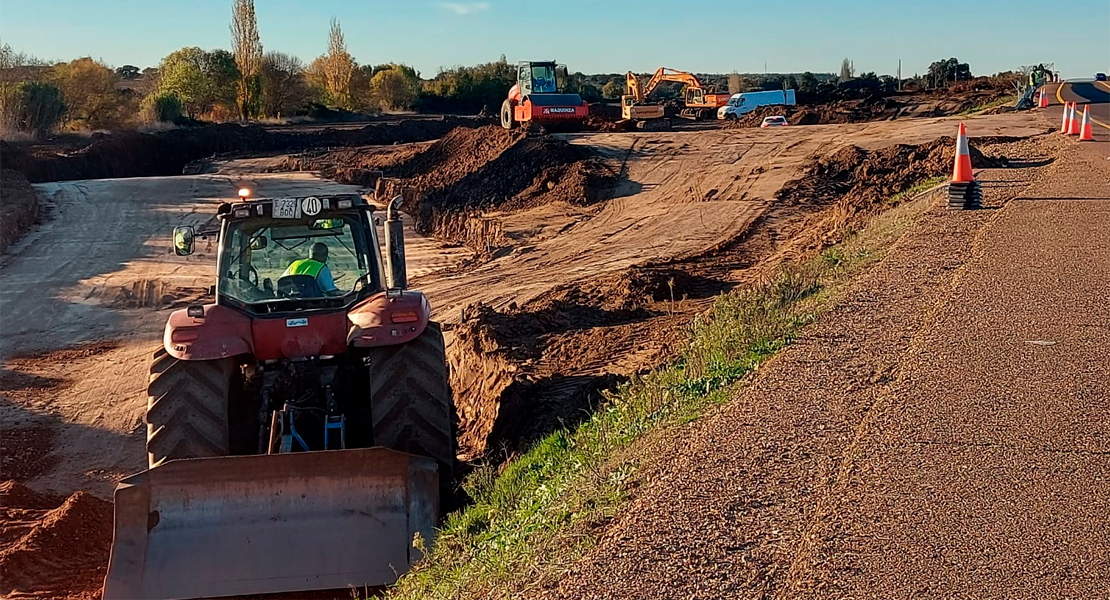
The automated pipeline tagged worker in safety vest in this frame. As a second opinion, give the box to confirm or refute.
[282,242,338,293]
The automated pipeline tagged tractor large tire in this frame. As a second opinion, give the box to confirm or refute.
[146,348,235,468]
[367,321,457,509]
[500,99,515,130]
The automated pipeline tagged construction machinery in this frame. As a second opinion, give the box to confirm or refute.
[103,189,456,599]
[626,67,731,120]
[501,60,589,130]
[619,71,671,130]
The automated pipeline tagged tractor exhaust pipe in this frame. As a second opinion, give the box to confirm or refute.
[385,194,407,290]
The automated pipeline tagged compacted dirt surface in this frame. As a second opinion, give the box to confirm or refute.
[544,123,1109,597]
[0,109,1061,598]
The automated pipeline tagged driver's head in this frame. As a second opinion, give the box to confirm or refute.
[311,242,328,263]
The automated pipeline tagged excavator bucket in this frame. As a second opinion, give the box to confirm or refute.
[103,448,438,600]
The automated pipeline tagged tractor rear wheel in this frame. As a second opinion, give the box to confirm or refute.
[146,348,236,468]
[500,99,515,130]
[367,321,457,509]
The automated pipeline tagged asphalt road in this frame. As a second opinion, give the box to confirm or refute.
[1044,79,1110,143]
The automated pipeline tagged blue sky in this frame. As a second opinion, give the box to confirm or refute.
[1,0,1107,78]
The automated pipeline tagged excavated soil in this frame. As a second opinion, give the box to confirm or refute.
[0,169,39,252]
[726,87,1017,128]
[287,126,618,247]
[446,134,1021,458]
[0,116,489,183]
[728,97,902,127]
[0,482,112,599]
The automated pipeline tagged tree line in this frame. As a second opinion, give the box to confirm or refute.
[2,3,1002,142]
[0,1,425,137]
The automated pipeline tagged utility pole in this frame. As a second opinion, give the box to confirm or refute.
[897,59,902,91]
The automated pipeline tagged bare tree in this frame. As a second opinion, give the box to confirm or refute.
[839,58,855,82]
[323,17,354,109]
[728,71,742,94]
[260,51,309,117]
[231,0,262,120]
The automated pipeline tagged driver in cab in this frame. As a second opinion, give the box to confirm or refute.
[283,242,339,295]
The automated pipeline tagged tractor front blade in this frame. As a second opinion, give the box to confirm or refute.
[103,448,438,600]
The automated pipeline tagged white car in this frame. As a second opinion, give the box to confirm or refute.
[760,116,788,128]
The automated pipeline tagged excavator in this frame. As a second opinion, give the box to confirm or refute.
[620,71,670,130]
[501,60,589,130]
[103,188,456,599]
[625,67,731,120]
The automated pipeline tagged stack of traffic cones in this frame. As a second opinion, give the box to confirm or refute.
[947,123,982,210]
[1078,105,1095,141]
[1060,102,1072,133]
[1038,89,1049,108]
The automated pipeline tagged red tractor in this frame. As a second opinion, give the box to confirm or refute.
[104,191,456,599]
[501,60,589,130]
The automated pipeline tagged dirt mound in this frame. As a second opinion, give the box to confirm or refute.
[0,484,112,599]
[0,117,488,183]
[777,137,1004,208]
[728,97,901,128]
[292,126,618,245]
[0,481,60,511]
[0,169,39,252]
[449,264,732,458]
[450,299,642,459]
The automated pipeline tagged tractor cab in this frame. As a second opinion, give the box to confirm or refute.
[173,193,386,314]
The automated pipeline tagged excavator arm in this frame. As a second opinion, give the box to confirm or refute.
[626,71,645,103]
[642,67,705,98]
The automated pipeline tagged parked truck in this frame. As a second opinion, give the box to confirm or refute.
[717,89,797,120]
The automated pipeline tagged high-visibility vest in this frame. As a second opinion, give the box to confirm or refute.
[283,259,325,278]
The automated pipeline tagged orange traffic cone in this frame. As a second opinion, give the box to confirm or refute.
[1038,88,1049,108]
[951,122,974,183]
[1060,101,1071,133]
[948,123,981,209]
[1067,103,1081,135]
[1078,105,1094,141]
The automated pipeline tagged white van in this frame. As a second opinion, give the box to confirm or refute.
[718,89,797,120]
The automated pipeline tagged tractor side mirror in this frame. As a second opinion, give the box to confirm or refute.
[250,235,268,250]
[173,226,195,256]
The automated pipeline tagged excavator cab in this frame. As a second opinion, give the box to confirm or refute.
[104,192,457,599]
[686,87,705,106]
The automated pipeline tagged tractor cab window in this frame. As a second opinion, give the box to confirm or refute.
[530,64,557,93]
[219,214,379,306]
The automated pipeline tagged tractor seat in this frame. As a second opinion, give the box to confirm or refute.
[276,274,324,298]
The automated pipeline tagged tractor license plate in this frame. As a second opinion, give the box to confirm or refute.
[273,199,300,219]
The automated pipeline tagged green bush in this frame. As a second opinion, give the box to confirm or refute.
[142,92,184,123]
[7,81,66,137]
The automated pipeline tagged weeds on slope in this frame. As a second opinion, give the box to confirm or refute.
[957,94,1019,116]
[385,184,941,600]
